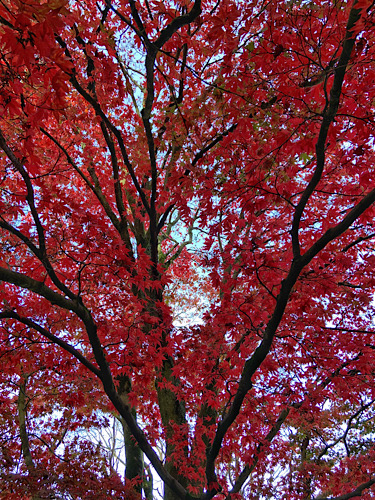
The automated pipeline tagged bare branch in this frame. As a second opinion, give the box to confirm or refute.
[227,355,364,497]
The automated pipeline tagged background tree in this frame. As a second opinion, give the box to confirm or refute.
[1,0,375,499]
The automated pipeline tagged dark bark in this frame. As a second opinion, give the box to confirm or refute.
[156,356,189,500]
[117,375,144,495]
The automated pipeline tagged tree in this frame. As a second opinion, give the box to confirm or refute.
[0,0,375,498]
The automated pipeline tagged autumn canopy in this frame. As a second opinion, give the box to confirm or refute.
[1,0,375,498]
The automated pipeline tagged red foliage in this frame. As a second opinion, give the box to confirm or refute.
[1,0,375,499]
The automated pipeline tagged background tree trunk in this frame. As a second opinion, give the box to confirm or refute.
[17,377,42,500]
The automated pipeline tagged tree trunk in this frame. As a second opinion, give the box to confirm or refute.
[17,377,42,500]
[156,356,188,500]
[117,375,145,495]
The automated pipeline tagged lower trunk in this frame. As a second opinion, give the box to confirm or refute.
[117,375,145,496]
[120,412,144,486]
[156,357,188,500]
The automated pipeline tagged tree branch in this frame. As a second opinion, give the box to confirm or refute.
[98,121,134,253]
[226,407,290,498]
[0,267,79,312]
[0,214,80,303]
[0,266,114,390]
[227,355,363,497]
[154,1,202,50]
[301,188,375,265]
[0,128,81,302]
[204,184,375,491]
[314,478,375,500]
[54,34,151,217]
[0,127,46,253]
[0,311,101,377]
[41,127,130,247]
[0,269,194,500]
[291,0,363,259]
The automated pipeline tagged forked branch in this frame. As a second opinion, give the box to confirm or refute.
[291,1,363,259]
